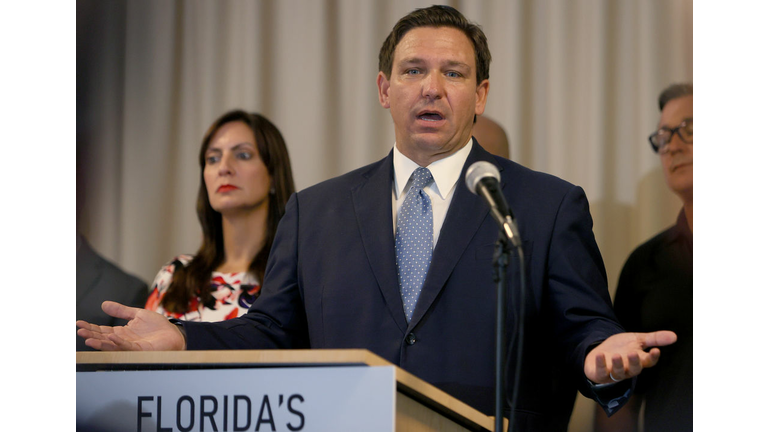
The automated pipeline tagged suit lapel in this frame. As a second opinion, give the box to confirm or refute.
[351,152,409,333]
[409,140,501,327]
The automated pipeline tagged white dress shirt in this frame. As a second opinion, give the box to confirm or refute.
[392,139,473,249]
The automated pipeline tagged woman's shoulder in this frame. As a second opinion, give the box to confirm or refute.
[146,254,194,312]
[151,255,194,288]
[169,254,194,268]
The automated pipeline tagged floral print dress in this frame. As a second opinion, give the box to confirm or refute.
[145,254,261,322]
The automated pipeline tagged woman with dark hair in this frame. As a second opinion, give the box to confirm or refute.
[145,110,295,321]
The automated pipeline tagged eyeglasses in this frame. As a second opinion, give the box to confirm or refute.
[648,118,692,154]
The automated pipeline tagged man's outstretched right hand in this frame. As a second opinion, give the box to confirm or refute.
[76,301,186,351]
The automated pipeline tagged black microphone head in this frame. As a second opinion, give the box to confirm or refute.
[465,161,501,195]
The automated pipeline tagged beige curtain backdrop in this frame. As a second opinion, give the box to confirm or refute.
[77,0,692,430]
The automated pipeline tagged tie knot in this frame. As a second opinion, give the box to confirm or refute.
[410,167,434,190]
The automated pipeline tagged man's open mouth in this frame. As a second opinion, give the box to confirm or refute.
[417,111,445,121]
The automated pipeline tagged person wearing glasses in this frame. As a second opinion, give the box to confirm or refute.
[594,83,693,432]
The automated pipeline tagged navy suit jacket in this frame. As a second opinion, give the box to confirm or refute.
[184,140,625,430]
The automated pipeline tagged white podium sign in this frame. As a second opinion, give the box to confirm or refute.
[77,366,396,432]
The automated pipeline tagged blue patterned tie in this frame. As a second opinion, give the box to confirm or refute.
[396,167,434,323]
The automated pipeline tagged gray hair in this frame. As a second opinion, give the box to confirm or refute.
[658,83,693,111]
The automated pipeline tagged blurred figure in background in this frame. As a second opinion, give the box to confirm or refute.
[594,83,693,432]
[76,233,148,350]
[472,114,509,158]
[145,110,295,322]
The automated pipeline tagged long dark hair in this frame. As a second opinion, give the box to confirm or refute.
[160,110,295,313]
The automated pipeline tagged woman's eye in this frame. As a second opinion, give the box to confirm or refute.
[205,155,219,164]
[237,152,253,160]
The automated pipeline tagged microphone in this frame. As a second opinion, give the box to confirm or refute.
[465,161,522,248]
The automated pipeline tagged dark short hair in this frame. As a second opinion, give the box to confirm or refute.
[378,5,491,85]
[658,83,693,111]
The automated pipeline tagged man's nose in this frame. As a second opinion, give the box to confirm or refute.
[422,72,444,100]
[664,132,688,155]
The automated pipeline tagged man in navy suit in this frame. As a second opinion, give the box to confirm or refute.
[78,6,675,430]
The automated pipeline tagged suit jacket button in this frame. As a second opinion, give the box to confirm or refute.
[406,333,417,345]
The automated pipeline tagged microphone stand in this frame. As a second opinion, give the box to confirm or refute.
[468,168,525,431]
[492,217,525,432]
[493,233,510,432]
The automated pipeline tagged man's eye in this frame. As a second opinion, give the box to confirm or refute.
[406,69,420,75]
[446,71,461,78]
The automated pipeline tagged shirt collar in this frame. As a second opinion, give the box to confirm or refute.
[393,138,473,200]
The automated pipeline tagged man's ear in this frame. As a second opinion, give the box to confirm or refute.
[474,79,490,116]
[377,72,391,109]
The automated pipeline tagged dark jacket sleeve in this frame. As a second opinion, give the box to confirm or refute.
[543,185,632,413]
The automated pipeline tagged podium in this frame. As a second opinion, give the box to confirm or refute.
[77,349,496,431]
